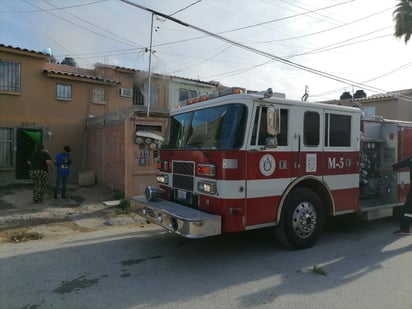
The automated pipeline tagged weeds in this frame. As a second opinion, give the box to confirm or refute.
[9,231,43,243]
[117,199,131,214]
[310,265,327,276]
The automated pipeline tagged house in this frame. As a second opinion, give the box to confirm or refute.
[324,89,412,122]
[0,44,220,196]
[85,64,221,196]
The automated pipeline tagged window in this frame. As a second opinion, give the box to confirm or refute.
[56,84,72,100]
[164,104,247,150]
[304,111,320,146]
[179,88,197,102]
[362,106,375,119]
[150,86,159,109]
[0,60,20,93]
[133,85,159,108]
[278,109,288,146]
[120,88,132,97]
[0,128,13,168]
[251,107,289,146]
[93,87,107,104]
[325,113,351,147]
[134,87,144,105]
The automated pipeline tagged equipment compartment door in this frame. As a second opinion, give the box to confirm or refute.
[398,126,412,203]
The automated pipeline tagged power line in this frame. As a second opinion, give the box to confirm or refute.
[169,0,202,17]
[0,0,109,13]
[152,0,358,49]
[41,0,144,49]
[22,0,144,49]
[118,0,388,95]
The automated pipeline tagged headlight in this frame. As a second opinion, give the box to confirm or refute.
[198,181,217,194]
[156,174,168,184]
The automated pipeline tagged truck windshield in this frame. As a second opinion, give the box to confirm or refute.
[163,103,247,150]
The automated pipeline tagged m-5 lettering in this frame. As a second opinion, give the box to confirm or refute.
[328,157,345,169]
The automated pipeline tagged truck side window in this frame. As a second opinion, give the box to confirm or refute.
[251,107,262,145]
[251,107,288,146]
[325,113,351,147]
[278,109,288,146]
[304,111,320,146]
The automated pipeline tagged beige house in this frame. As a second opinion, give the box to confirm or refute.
[0,44,220,196]
[326,89,412,122]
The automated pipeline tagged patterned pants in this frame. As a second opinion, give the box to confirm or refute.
[30,170,49,203]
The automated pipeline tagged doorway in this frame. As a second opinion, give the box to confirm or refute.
[15,128,43,179]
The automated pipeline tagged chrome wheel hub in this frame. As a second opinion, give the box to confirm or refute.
[292,202,317,238]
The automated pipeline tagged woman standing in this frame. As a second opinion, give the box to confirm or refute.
[27,144,53,203]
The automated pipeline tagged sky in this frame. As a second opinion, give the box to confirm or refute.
[1,0,411,101]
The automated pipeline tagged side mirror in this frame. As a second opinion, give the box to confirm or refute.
[267,105,280,136]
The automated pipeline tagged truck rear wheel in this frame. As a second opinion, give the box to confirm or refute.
[275,187,324,249]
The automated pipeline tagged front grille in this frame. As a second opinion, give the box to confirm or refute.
[173,174,193,191]
[173,161,194,176]
[172,161,197,208]
[172,161,194,191]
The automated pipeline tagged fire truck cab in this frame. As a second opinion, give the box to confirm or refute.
[131,88,412,249]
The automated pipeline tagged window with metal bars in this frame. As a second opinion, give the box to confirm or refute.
[56,83,72,101]
[0,127,13,168]
[0,60,21,93]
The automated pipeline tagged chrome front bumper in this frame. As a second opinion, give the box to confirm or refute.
[130,196,221,238]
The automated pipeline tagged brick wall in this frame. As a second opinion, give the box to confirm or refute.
[87,121,126,193]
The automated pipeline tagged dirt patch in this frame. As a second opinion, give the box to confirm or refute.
[0,184,148,244]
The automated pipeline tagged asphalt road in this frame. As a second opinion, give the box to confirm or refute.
[0,216,411,309]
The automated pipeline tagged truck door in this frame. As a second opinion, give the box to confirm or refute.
[398,126,412,203]
[245,103,291,227]
[323,109,360,213]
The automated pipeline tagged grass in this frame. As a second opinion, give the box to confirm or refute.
[116,199,131,214]
[310,265,327,276]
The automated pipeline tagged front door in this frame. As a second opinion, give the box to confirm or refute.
[15,128,43,179]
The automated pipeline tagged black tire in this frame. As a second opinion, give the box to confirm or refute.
[275,187,324,250]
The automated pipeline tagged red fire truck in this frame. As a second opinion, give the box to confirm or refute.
[131,88,412,249]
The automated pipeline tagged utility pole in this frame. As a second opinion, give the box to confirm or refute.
[146,13,154,118]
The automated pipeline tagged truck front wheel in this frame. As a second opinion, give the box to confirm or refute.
[275,188,324,250]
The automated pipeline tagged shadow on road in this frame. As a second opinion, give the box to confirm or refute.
[1,214,411,308]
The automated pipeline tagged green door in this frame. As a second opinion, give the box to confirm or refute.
[15,128,43,179]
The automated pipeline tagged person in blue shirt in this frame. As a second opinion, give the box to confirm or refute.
[53,145,72,199]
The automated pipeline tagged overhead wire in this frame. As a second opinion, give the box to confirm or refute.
[118,0,391,95]
[169,0,202,17]
[7,0,408,100]
[0,0,109,13]
[27,0,144,49]
[2,0,91,65]
[41,0,145,49]
[152,0,357,49]
[145,2,395,82]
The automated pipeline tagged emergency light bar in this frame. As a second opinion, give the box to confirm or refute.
[176,87,246,108]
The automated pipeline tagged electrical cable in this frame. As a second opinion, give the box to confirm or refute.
[118,0,388,95]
